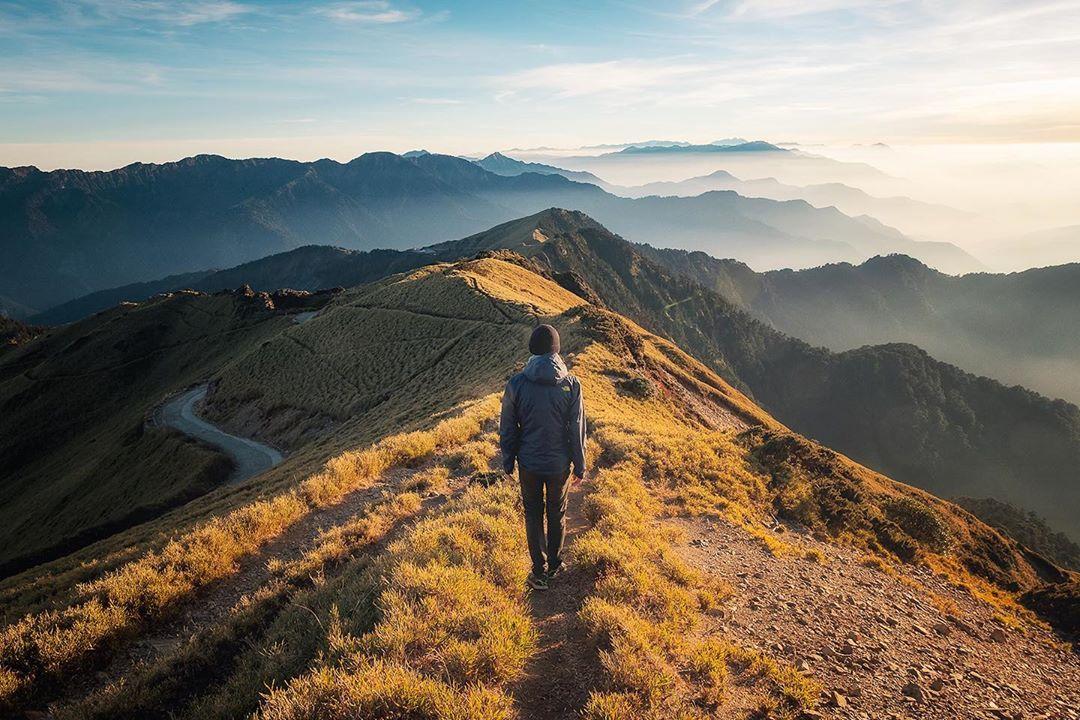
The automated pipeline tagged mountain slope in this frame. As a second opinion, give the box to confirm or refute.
[474,152,610,186]
[644,249,1080,405]
[4,152,972,315]
[0,289,299,576]
[432,211,1080,539]
[42,209,1080,539]
[1,254,1076,719]
[33,245,435,325]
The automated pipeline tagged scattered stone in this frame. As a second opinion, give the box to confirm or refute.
[829,691,848,708]
[990,627,1007,643]
[902,682,926,702]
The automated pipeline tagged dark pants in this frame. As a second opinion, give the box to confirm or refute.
[519,467,570,576]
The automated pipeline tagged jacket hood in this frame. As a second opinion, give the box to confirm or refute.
[523,353,569,386]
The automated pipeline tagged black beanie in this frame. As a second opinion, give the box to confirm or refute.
[528,324,560,355]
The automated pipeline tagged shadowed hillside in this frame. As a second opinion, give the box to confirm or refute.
[0,290,303,576]
[34,246,435,326]
[642,249,1080,405]
[1,255,1075,719]
[955,497,1080,571]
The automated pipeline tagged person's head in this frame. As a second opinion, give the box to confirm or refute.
[528,324,560,356]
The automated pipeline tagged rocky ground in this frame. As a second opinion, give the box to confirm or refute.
[671,516,1080,720]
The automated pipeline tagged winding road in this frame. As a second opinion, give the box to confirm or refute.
[156,385,283,483]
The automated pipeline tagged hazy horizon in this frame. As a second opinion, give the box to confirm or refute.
[3,0,1080,164]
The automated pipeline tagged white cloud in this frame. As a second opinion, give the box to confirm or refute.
[316,1,419,24]
[496,56,854,107]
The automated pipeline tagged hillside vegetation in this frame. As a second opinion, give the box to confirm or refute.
[2,256,1074,718]
[435,210,1080,540]
[41,209,1080,541]
[0,290,296,576]
[955,497,1080,571]
[644,249,1080,405]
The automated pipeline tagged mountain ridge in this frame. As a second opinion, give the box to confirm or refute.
[2,151,975,316]
[1,250,1076,718]
[43,208,1078,540]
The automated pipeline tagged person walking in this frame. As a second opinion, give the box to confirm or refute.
[499,324,587,591]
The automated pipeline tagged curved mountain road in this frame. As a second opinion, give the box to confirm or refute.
[156,385,283,483]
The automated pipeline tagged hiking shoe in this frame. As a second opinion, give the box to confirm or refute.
[526,572,549,591]
[546,561,567,579]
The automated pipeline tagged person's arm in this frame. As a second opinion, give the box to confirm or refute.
[499,378,520,475]
[569,379,587,479]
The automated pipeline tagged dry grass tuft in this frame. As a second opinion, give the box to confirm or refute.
[0,396,498,709]
[250,480,533,720]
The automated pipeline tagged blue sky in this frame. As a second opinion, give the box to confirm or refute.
[2,0,1079,168]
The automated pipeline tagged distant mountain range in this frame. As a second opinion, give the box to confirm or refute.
[40,208,1080,539]
[542,141,896,189]
[610,141,787,155]
[639,249,1080,405]
[2,152,977,317]
[613,169,973,242]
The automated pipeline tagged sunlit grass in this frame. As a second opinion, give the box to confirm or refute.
[0,395,499,709]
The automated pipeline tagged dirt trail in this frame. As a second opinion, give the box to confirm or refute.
[513,479,606,720]
[670,516,1080,720]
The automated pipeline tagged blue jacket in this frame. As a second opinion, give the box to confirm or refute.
[500,353,587,477]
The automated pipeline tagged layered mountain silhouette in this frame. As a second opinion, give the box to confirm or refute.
[610,140,788,154]
[2,152,977,316]
[612,169,972,242]
[33,209,1080,541]
[641,249,1080,405]
[474,152,610,187]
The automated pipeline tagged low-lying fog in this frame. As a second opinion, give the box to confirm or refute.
[516,142,1080,272]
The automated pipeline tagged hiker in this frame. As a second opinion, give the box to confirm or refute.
[500,324,587,591]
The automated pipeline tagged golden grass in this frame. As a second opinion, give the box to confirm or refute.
[253,480,534,720]
[5,256,1060,716]
[0,395,499,709]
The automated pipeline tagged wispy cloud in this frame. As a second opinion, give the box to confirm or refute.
[688,0,904,20]
[53,0,252,27]
[315,1,419,24]
[502,59,712,99]
[408,97,463,105]
[496,56,854,106]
